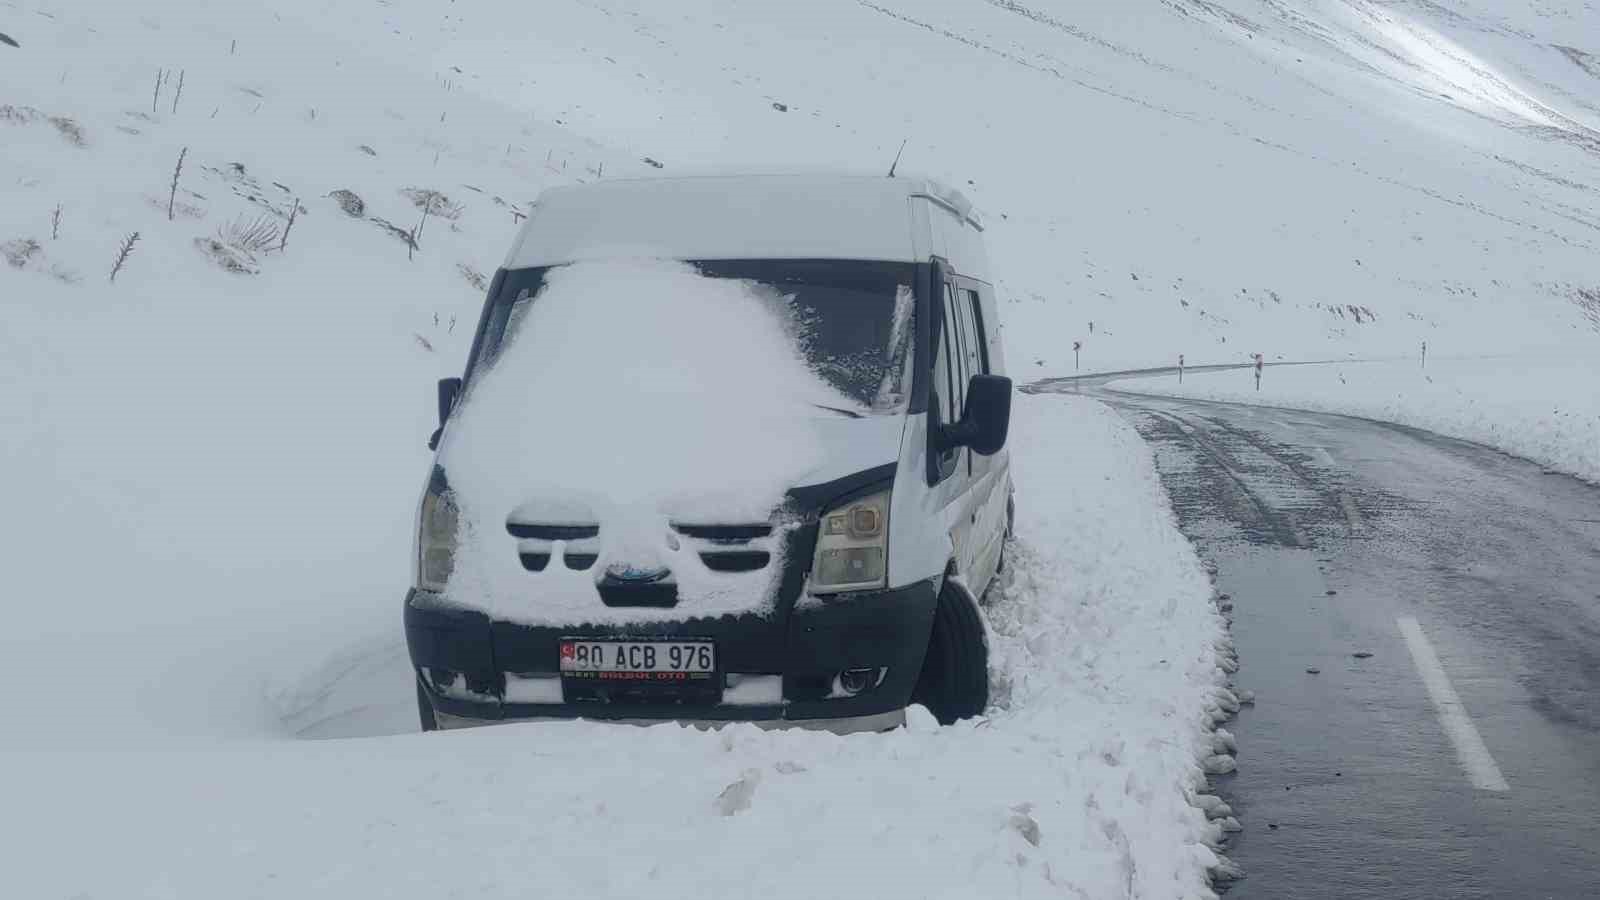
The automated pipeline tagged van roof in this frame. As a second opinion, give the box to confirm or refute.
[501,174,986,274]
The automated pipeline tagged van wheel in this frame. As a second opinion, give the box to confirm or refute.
[913,577,989,725]
[416,677,439,732]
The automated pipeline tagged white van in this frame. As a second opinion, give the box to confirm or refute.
[406,174,1013,732]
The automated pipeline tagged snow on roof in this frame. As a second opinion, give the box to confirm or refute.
[502,174,981,269]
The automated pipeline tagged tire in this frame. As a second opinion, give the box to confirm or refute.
[913,576,990,725]
[416,676,439,732]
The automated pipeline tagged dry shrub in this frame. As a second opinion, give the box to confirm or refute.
[369,216,417,249]
[2,237,42,268]
[401,187,464,220]
[48,116,86,147]
[194,237,260,275]
[1574,287,1600,330]
[457,262,487,291]
[217,213,281,255]
[329,189,365,217]
[0,104,43,125]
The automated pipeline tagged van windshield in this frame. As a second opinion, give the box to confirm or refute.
[474,259,918,414]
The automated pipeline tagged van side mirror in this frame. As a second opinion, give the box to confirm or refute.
[942,374,1012,456]
[429,377,462,451]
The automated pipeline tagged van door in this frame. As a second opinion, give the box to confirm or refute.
[952,280,1006,595]
[929,270,977,579]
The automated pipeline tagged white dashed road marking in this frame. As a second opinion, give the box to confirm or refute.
[1397,615,1510,792]
[1339,492,1365,533]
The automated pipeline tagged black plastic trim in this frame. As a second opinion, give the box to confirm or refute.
[786,462,898,517]
[460,268,507,387]
[507,523,600,540]
[674,524,773,541]
[597,582,679,608]
[407,577,938,724]
[700,550,771,572]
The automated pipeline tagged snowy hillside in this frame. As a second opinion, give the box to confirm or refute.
[2,0,1594,895]
[1112,355,1600,483]
[2,2,1242,897]
[274,0,1600,374]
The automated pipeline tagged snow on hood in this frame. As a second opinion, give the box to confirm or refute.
[439,258,900,624]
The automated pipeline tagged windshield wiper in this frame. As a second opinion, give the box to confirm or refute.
[811,404,864,419]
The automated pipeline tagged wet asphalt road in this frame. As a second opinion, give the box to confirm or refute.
[1039,379,1600,899]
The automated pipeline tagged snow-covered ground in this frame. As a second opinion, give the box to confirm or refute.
[1109,355,1600,484]
[4,7,1234,895]
[4,380,1233,898]
[5,0,1594,894]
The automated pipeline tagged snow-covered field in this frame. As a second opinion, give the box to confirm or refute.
[1109,355,1600,484]
[4,0,1595,894]
[4,381,1233,898]
[4,8,1234,895]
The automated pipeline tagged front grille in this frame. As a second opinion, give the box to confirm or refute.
[507,522,599,540]
[700,550,772,572]
[672,523,774,542]
[672,522,777,572]
[506,518,780,581]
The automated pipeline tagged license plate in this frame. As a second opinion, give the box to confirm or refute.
[559,639,716,682]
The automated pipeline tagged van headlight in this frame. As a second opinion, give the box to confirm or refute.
[417,487,460,592]
[809,489,889,593]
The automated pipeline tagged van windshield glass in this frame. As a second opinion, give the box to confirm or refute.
[476,259,918,414]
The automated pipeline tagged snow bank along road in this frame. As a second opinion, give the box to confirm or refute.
[1041,382,1600,898]
[1112,357,1600,487]
[1,396,1235,900]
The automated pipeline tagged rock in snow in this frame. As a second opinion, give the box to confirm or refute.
[1008,805,1043,847]
[714,769,761,817]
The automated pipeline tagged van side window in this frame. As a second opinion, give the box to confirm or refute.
[933,296,955,427]
[964,289,990,374]
[483,287,534,365]
[941,283,966,423]
[954,287,983,383]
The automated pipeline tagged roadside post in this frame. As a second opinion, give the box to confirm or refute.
[1253,353,1263,391]
[1178,354,1185,383]
[1422,340,1428,370]
[1073,340,1081,371]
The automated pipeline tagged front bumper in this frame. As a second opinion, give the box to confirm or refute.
[405,578,938,727]
[433,707,906,734]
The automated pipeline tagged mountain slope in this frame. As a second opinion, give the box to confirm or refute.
[278,0,1600,373]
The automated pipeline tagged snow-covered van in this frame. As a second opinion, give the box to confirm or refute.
[406,174,1012,732]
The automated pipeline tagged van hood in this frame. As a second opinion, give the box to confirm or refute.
[497,414,906,527]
